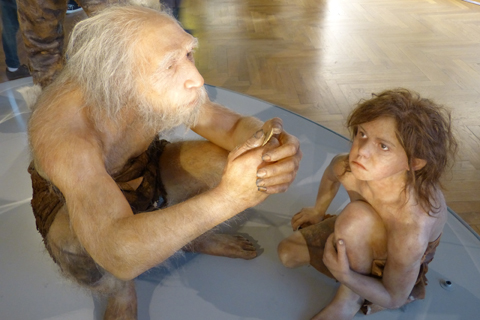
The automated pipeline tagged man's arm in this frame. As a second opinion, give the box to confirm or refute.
[46,132,269,281]
[191,100,263,150]
[192,99,302,193]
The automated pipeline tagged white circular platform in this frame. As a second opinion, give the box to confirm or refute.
[1,78,479,319]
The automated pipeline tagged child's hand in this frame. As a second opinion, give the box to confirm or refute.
[291,207,325,230]
[323,234,351,282]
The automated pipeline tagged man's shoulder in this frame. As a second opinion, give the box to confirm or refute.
[29,105,105,190]
[30,89,86,135]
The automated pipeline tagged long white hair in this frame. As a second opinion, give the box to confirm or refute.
[64,4,169,120]
[34,2,204,133]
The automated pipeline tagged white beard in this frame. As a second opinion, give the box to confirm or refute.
[135,85,207,134]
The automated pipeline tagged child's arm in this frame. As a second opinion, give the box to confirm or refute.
[324,233,428,309]
[291,153,347,230]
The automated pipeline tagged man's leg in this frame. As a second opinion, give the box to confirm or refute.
[46,206,137,320]
[159,140,257,260]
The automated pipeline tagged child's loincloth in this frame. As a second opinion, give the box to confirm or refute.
[299,215,441,315]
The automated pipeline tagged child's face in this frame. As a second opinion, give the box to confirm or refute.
[349,117,409,182]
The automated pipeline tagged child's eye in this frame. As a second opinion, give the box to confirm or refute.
[358,131,366,138]
[380,143,389,151]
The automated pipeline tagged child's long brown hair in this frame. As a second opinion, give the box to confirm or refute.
[347,89,457,214]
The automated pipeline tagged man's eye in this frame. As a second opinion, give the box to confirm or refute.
[166,59,177,70]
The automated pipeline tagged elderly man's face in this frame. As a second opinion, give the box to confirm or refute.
[137,16,205,116]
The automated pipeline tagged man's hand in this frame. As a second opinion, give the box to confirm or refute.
[255,118,302,194]
[291,207,325,231]
[323,234,351,282]
[218,130,272,210]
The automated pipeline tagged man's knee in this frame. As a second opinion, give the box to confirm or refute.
[335,201,387,273]
[53,245,104,286]
[277,231,310,268]
[160,140,228,203]
[163,140,227,170]
[46,208,107,289]
[47,233,126,294]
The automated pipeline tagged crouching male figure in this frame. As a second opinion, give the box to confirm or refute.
[27,5,302,320]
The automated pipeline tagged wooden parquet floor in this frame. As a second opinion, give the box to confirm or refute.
[183,0,480,235]
[1,0,479,234]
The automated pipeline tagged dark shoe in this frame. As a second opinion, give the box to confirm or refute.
[66,1,83,14]
[6,64,31,81]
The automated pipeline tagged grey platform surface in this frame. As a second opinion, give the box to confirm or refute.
[1,78,479,320]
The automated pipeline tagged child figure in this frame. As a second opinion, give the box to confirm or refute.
[278,89,457,319]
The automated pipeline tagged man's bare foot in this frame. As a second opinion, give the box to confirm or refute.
[185,233,257,260]
[311,285,362,320]
[104,280,137,320]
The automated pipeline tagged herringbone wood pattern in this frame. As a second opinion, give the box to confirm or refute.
[1,0,479,233]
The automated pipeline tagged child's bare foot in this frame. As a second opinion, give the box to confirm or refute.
[311,285,363,320]
[185,233,257,260]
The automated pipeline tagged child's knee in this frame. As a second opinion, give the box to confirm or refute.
[335,201,387,272]
[335,201,384,239]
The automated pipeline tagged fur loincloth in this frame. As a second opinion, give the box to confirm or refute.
[28,138,169,242]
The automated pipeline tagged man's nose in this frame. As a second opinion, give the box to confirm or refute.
[185,66,204,89]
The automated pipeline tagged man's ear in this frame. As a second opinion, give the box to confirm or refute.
[412,158,427,171]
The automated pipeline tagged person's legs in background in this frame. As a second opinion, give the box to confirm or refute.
[66,0,83,14]
[0,0,30,80]
[161,0,181,20]
[17,0,116,88]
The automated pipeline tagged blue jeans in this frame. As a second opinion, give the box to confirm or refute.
[162,0,181,19]
[0,0,20,68]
